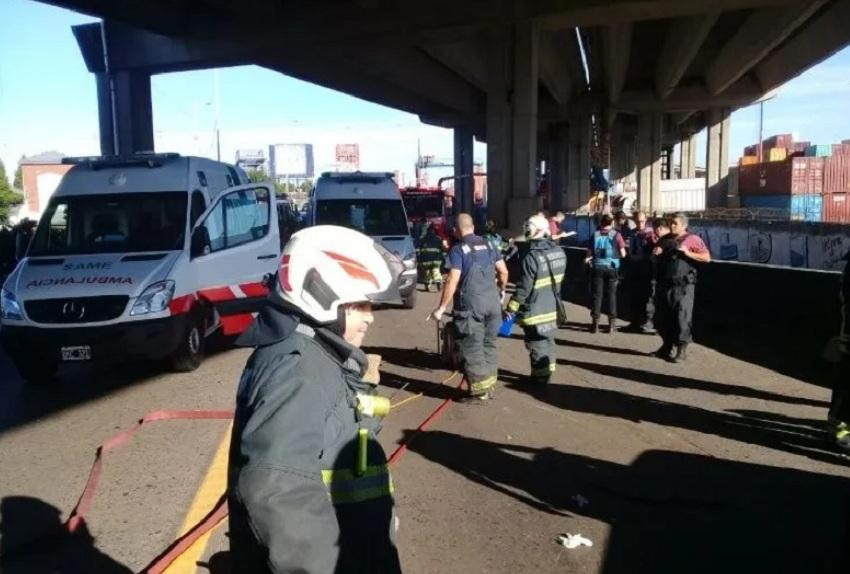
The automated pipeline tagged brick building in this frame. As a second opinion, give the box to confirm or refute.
[17,151,72,222]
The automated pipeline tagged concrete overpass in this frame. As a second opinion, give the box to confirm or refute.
[42,0,850,228]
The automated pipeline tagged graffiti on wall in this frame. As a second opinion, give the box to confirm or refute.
[748,232,773,264]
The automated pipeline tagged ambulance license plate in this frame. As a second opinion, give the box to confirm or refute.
[61,345,91,361]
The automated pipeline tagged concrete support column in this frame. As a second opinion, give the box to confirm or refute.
[566,115,591,211]
[548,124,569,212]
[453,126,474,217]
[485,26,512,229]
[508,20,540,229]
[680,133,697,179]
[637,112,663,214]
[96,69,154,156]
[706,107,731,199]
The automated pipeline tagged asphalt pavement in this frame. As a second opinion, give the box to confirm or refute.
[1,292,848,573]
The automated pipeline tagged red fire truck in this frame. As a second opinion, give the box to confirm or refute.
[400,186,449,240]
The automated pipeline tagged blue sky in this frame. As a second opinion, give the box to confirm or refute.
[2,0,850,182]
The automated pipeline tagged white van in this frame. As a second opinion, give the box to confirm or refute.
[308,172,417,308]
[0,153,280,384]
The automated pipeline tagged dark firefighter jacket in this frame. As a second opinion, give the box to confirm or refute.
[507,238,567,329]
[228,298,401,574]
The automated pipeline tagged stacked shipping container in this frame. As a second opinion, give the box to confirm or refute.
[737,133,850,224]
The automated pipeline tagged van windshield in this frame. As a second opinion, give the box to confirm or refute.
[29,192,188,256]
[315,199,408,236]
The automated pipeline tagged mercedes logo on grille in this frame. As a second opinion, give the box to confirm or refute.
[62,301,87,321]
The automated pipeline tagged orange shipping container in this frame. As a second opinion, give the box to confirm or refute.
[740,155,759,166]
[825,154,850,194]
[823,192,850,224]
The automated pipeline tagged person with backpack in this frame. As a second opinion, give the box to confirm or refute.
[504,214,568,385]
[585,213,627,333]
[652,213,711,363]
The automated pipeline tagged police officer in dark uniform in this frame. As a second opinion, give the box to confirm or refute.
[430,213,509,399]
[505,214,568,384]
[653,213,710,363]
[828,250,850,453]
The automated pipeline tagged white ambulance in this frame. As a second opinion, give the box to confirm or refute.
[0,153,280,384]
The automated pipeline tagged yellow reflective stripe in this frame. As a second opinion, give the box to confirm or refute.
[507,299,521,313]
[521,312,558,326]
[356,394,390,418]
[838,428,850,440]
[534,274,564,289]
[326,482,395,504]
[531,364,556,376]
[470,376,497,392]
[322,464,390,483]
[418,248,443,253]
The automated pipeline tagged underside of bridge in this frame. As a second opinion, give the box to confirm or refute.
[44,0,850,228]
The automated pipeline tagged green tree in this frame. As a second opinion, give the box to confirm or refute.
[0,160,24,225]
[13,157,23,191]
[246,168,266,183]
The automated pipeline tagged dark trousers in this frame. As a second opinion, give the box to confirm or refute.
[454,306,501,395]
[656,281,696,345]
[590,266,619,321]
[523,325,556,381]
[829,354,850,424]
[625,260,655,327]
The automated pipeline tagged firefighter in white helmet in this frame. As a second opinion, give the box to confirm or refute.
[228,225,403,573]
[504,214,567,385]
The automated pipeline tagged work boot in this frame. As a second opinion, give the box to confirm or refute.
[671,343,689,363]
[639,322,655,334]
[607,316,617,334]
[653,342,673,359]
[590,318,599,334]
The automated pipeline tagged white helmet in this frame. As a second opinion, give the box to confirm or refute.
[276,225,402,324]
[524,214,550,240]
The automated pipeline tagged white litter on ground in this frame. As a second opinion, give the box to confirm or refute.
[557,533,593,549]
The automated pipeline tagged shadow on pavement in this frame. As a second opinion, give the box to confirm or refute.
[553,338,651,357]
[560,358,829,408]
[0,336,238,437]
[501,368,846,466]
[0,496,131,573]
[406,430,850,573]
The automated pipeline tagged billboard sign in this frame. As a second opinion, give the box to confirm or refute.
[269,143,314,179]
[335,143,360,170]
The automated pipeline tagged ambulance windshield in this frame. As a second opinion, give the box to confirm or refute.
[29,192,188,256]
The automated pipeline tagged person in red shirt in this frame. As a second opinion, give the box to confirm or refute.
[653,213,710,362]
[548,211,567,240]
[585,213,627,333]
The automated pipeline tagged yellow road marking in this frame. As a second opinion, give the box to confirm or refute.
[163,423,232,574]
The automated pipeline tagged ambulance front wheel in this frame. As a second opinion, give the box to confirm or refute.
[14,356,57,385]
[401,289,417,310]
[171,314,206,372]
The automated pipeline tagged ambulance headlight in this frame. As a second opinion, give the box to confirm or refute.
[1,289,23,321]
[402,253,416,270]
[130,280,175,316]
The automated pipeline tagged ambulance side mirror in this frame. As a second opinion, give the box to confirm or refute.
[190,226,211,259]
